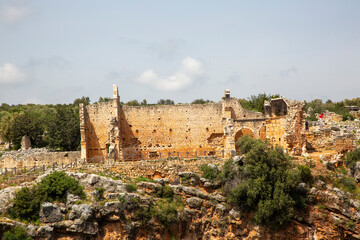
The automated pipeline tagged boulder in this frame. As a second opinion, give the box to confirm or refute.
[0,186,22,213]
[40,202,63,223]
[186,197,203,209]
[69,204,94,221]
[66,192,81,208]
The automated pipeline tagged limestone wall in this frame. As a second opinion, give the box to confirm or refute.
[120,103,224,158]
[0,150,80,169]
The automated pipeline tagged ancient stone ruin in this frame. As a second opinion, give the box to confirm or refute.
[80,85,306,162]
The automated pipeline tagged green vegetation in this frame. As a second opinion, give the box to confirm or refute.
[238,93,280,114]
[8,171,85,222]
[134,176,157,183]
[95,187,105,201]
[344,148,360,170]
[125,183,137,193]
[304,98,359,121]
[157,99,174,105]
[223,135,308,228]
[2,226,33,240]
[150,198,184,226]
[0,98,84,150]
[298,165,314,185]
[155,185,174,199]
[191,99,212,104]
[200,164,220,180]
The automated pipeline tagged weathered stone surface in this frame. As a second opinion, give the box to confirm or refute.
[40,202,63,223]
[69,204,94,221]
[66,192,81,208]
[0,186,22,213]
[353,162,360,182]
[186,197,203,209]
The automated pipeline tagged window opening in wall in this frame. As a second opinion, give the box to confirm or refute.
[169,128,172,132]
[158,117,161,120]
[153,129,156,133]
[136,129,139,133]
[156,144,160,147]
[206,128,209,132]
[129,125,132,127]
[279,138,281,142]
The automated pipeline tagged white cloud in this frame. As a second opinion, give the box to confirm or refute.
[0,63,26,84]
[0,1,30,24]
[136,57,204,91]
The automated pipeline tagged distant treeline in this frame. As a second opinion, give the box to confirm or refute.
[1,95,359,150]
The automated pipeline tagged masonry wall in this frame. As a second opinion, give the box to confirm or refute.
[120,103,224,159]
[84,101,117,159]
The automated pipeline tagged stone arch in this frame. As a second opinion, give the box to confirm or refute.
[235,128,255,153]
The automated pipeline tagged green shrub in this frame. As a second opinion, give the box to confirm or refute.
[95,187,105,201]
[135,176,157,183]
[155,185,174,199]
[150,198,183,226]
[298,165,313,185]
[125,183,137,193]
[305,114,317,121]
[8,171,85,222]
[342,113,355,121]
[38,171,85,201]
[8,186,45,222]
[345,148,360,170]
[227,136,306,228]
[2,226,33,240]
[200,164,220,180]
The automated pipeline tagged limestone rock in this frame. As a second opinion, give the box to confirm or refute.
[186,197,203,209]
[0,186,22,213]
[66,192,81,208]
[40,202,63,223]
[69,204,94,221]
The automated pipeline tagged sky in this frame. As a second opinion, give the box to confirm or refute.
[0,0,359,105]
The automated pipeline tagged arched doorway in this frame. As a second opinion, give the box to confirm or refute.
[235,128,255,153]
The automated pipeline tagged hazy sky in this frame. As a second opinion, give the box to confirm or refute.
[0,0,359,104]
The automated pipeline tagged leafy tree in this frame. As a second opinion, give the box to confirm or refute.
[0,111,44,149]
[45,105,80,151]
[191,99,212,104]
[98,97,111,103]
[73,96,90,106]
[157,99,174,105]
[141,99,147,105]
[225,135,305,228]
[239,93,280,113]
[125,100,140,106]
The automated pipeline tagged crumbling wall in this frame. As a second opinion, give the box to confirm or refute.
[266,99,305,155]
[0,149,80,169]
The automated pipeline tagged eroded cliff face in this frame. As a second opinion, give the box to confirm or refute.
[0,157,359,240]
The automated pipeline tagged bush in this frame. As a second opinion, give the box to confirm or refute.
[8,171,85,222]
[2,226,32,240]
[345,148,360,170]
[150,198,183,226]
[227,136,305,228]
[125,183,137,193]
[95,187,105,201]
[298,165,313,185]
[200,164,220,180]
[8,186,45,222]
[38,171,85,201]
[155,185,174,199]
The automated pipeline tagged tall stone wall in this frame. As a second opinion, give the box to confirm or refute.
[80,86,306,161]
[120,103,224,158]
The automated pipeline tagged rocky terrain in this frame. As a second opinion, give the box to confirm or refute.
[0,155,359,240]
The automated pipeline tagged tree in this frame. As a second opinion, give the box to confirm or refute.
[125,100,140,106]
[226,135,307,228]
[45,105,80,151]
[239,93,280,113]
[73,96,90,106]
[191,99,212,104]
[157,99,174,105]
[0,111,44,149]
[98,97,111,103]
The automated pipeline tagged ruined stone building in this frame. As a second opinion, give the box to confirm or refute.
[80,85,306,161]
